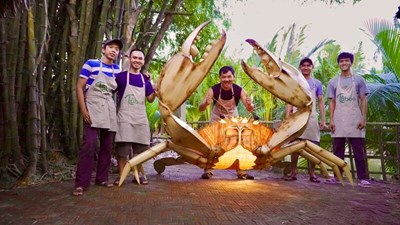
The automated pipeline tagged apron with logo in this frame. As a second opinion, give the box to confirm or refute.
[115,73,150,145]
[210,87,239,122]
[85,61,117,132]
[295,78,320,142]
[332,75,365,138]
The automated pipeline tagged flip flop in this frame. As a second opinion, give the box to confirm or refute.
[309,177,321,183]
[72,187,84,196]
[324,177,339,184]
[284,176,297,181]
[96,181,114,188]
[113,178,120,186]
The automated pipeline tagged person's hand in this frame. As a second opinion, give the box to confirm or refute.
[319,120,326,130]
[81,109,91,124]
[205,94,213,105]
[143,72,152,81]
[330,122,335,134]
[357,119,366,129]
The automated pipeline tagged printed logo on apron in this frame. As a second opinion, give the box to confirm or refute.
[115,73,150,144]
[332,75,365,138]
[85,60,117,131]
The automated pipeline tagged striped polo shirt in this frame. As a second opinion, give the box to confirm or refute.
[79,59,121,91]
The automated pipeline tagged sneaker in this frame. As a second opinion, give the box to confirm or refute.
[201,172,213,179]
[238,174,254,180]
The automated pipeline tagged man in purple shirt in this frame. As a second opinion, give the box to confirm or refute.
[114,48,156,185]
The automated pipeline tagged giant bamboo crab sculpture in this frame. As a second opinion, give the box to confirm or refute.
[118,21,354,186]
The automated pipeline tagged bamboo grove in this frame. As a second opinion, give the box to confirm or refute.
[0,0,227,185]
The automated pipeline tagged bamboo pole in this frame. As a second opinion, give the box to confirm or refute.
[5,13,23,164]
[0,18,12,176]
[21,6,40,182]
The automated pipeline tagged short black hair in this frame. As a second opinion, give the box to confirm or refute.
[129,48,145,57]
[299,57,313,66]
[337,52,354,64]
[219,66,235,76]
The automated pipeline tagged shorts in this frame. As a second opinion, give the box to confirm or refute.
[115,142,149,157]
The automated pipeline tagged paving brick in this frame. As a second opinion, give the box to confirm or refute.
[0,161,399,225]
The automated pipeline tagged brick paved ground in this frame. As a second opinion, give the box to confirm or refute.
[0,159,399,225]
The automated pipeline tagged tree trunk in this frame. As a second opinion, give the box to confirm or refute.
[0,18,12,181]
[6,12,23,165]
[94,0,111,57]
[66,0,80,157]
[21,7,40,182]
[143,0,183,72]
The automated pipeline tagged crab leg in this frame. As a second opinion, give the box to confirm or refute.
[259,141,353,185]
[119,142,169,186]
[298,151,330,178]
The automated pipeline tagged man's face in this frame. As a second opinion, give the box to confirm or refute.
[338,58,352,72]
[299,62,313,77]
[130,50,145,71]
[219,71,234,90]
[102,43,120,61]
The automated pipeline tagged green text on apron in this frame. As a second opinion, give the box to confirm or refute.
[332,75,365,138]
[294,78,320,142]
[115,73,150,144]
[85,61,117,131]
[210,87,239,122]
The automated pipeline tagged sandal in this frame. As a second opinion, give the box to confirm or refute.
[113,178,120,186]
[309,176,321,183]
[96,181,114,188]
[72,187,84,196]
[324,177,339,184]
[132,177,149,185]
[284,176,297,181]
[201,172,213,179]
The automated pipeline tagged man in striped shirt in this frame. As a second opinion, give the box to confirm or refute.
[73,39,122,196]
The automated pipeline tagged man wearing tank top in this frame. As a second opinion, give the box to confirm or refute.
[199,66,255,180]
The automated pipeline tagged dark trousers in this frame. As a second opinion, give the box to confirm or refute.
[332,137,369,180]
[75,123,114,188]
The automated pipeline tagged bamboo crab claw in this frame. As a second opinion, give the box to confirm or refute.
[241,39,353,185]
[241,38,312,151]
[118,21,226,186]
[157,21,227,112]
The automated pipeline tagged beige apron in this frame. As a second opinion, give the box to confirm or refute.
[210,87,239,122]
[295,78,320,142]
[332,75,365,138]
[115,73,150,145]
[85,61,117,131]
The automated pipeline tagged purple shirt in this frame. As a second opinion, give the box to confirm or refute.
[115,71,154,104]
[306,77,323,97]
[211,83,242,106]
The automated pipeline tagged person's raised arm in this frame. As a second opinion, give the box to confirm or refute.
[199,88,214,112]
[240,89,254,112]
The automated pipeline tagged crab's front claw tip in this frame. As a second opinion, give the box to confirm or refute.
[118,164,132,187]
[245,38,256,44]
[181,21,212,55]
